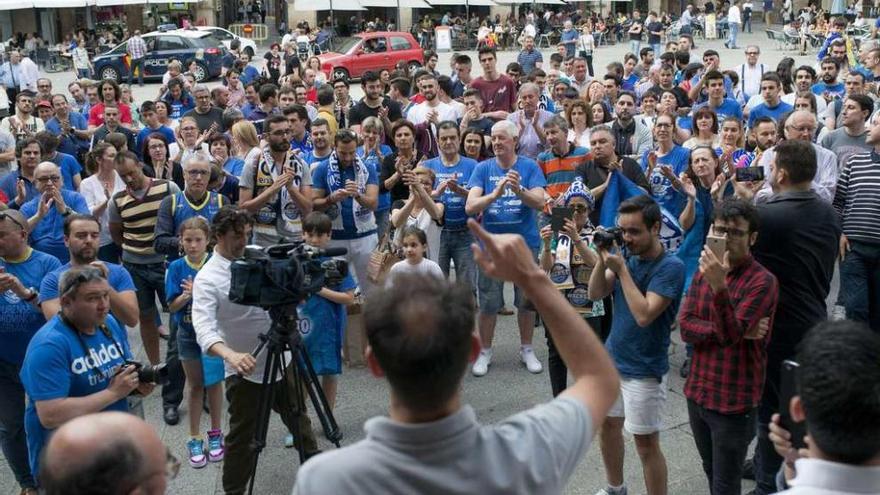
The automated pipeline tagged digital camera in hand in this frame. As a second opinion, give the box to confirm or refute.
[593,227,624,250]
[122,360,169,385]
[229,242,348,308]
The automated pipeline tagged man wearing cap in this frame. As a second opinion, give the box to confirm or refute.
[0,209,61,495]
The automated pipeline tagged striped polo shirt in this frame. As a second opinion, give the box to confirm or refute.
[112,179,174,263]
[537,145,591,202]
[833,151,880,242]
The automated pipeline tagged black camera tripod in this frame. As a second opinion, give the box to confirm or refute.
[246,304,343,495]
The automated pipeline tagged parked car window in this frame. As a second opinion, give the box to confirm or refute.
[390,36,411,51]
[157,36,188,51]
[211,29,234,41]
[364,37,386,53]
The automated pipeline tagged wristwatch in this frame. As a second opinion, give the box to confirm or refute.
[23,287,38,303]
[61,207,73,217]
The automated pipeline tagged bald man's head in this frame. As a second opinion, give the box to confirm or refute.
[41,412,168,495]
[33,161,63,193]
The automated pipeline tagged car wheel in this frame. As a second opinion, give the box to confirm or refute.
[331,67,350,81]
[190,61,209,82]
[244,46,254,59]
[100,65,120,82]
[407,61,422,73]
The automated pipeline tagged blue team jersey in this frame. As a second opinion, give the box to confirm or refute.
[40,261,136,303]
[424,155,478,230]
[297,256,357,375]
[811,81,846,99]
[165,255,208,332]
[0,249,61,365]
[693,98,743,123]
[312,160,380,240]
[357,145,393,212]
[748,101,793,128]
[467,156,547,249]
[20,314,132,476]
[223,157,245,178]
[19,190,90,263]
[606,253,685,379]
[45,113,89,158]
[640,145,691,217]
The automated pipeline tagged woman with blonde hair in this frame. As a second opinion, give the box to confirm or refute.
[231,119,262,165]
[357,116,393,237]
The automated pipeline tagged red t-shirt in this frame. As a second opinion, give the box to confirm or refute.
[471,75,518,113]
[88,102,133,127]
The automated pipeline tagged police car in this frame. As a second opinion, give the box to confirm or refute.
[93,28,226,83]
[194,26,258,59]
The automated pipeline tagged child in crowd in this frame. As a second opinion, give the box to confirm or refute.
[386,225,444,288]
[165,217,225,468]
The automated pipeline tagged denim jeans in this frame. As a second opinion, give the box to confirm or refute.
[728,22,740,48]
[128,57,145,86]
[687,400,756,495]
[0,360,35,489]
[629,39,641,56]
[840,239,880,330]
[437,228,475,289]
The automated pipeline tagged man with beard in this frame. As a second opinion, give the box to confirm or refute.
[0,209,60,495]
[507,83,554,159]
[239,115,313,246]
[825,38,851,74]
[811,57,846,102]
[303,119,333,168]
[38,214,138,328]
[822,71,869,131]
[466,121,548,377]
[311,130,379,295]
[588,195,685,495]
[0,91,44,141]
[192,207,319,494]
[408,73,458,127]
[348,71,402,135]
[756,111,838,203]
[780,66,827,115]
[610,92,653,160]
[733,140,840,495]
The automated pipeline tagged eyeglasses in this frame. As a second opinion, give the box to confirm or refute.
[36,175,61,184]
[786,124,817,133]
[186,169,210,177]
[571,204,589,213]
[0,211,27,231]
[745,51,759,55]
[712,226,749,238]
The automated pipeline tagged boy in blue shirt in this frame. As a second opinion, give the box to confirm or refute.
[299,212,357,410]
[135,101,176,158]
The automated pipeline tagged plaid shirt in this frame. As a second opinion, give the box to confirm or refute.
[127,35,148,60]
[679,255,779,414]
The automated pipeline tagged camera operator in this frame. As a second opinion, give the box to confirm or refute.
[679,198,779,495]
[587,195,685,495]
[293,219,620,494]
[40,411,174,495]
[191,206,318,495]
[19,265,152,479]
[767,321,880,493]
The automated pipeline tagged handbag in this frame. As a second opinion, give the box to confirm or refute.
[367,228,401,284]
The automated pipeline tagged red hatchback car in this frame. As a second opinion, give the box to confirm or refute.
[318,31,425,81]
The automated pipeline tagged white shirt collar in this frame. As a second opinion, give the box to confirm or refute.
[789,458,880,493]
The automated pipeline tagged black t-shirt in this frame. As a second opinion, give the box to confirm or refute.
[264,52,282,75]
[183,107,225,133]
[647,21,664,44]
[629,21,643,41]
[576,157,650,225]
[348,96,403,127]
[284,52,301,76]
[466,117,494,135]
[380,150,427,203]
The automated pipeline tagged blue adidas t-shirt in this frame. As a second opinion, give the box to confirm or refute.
[297,256,357,376]
[424,155,478,230]
[640,145,691,217]
[468,156,547,249]
[20,314,132,476]
[40,262,136,303]
[0,249,61,365]
[693,98,743,123]
[748,101,793,128]
[312,160,379,240]
[606,252,685,379]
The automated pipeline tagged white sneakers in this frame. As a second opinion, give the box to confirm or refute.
[471,348,544,376]
[472,349,492,376]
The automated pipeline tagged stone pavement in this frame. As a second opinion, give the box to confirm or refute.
[0,23,841,495]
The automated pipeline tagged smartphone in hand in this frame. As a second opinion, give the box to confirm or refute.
[706,234,727,261]
[780,360,807,449]
[550,207,572,232]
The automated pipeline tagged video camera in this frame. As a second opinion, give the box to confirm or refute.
[229,242,348,308]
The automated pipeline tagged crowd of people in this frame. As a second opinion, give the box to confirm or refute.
[0,4,879,495]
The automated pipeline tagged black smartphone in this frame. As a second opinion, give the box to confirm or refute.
[551,207,572,232]
[735,166,765,182]
[779,360,807,450]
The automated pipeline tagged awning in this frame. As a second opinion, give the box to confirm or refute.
[496,0,566,4]
[289,0,366,10]
[97,0,146,5]
[428,0,497,5]
[0,0,28,9]
[32,0,90,7]
[361,0,432,7]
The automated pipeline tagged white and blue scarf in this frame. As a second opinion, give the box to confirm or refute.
[326,151,375,234]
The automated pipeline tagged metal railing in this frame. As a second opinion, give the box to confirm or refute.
[228,23,270,42]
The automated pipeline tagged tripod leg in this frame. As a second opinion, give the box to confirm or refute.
[245,348,281,495]
[273,348,309,465]
[295,343,343,446]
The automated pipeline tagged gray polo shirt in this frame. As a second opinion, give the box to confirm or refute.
[292,396,593,495]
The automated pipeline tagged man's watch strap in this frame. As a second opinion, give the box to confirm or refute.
[61,206,73,217]
[24,287,38,303]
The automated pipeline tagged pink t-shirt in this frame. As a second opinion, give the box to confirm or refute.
[471,75,517,113]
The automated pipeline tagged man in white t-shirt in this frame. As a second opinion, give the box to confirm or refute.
[293,221,620,495]
[406,73,458,127]
[733,46,770,103]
